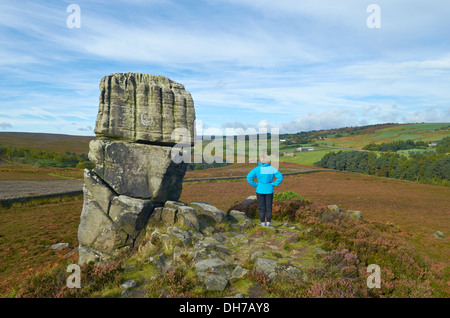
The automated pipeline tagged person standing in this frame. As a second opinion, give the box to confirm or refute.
[246,153,283,227]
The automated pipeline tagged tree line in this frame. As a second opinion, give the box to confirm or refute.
[0,144,94,169]
[363,139,428,152]
[0,143,229,171]
[314,137,450,186]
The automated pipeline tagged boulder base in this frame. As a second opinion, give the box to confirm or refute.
[78,73,195,265]
[89,139,187,202]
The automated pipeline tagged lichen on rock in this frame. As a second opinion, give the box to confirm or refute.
[77,73,195,265]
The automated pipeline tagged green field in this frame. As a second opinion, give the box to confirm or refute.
[0,132,93,154]
[397,148,435,155]
[0,125,449,298]
[279,146,346,166]
[279,123,449,166]
[316,123,450,150]
[2,123,449,169]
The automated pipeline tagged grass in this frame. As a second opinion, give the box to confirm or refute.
[0,196,83,296]
[319,123,450,150]
[184,162,316,179]
[1,161,447,297]
[279,146,348,166]
[0,164,83,181]
[0,132,93,154]
[0,123,449,297]
[179,170,450,275]
[1,170,449,297]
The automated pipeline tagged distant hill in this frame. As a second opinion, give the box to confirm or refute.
[1,122,449,156]
[280,123,450,148]
[313,123,450,150]
[0,132,93,154]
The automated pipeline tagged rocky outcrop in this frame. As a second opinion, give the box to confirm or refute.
[148,200,227,232]
[95,73,195,145]
[137,196,315,294]
[190,201,227,225]
[78,170,154,264]
[78,73,195,265]
[432,231,445,239]
[88,139,187,202]
[321,204,363,222]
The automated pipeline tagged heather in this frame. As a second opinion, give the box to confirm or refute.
[15,259,124,298]
[229,195,445,297]
[10,191,446,298]
[315,149,450,186]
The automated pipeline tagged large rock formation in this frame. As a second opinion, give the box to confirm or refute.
[95,73,195,145]
[88,139,187,202]
[78,73,195,264]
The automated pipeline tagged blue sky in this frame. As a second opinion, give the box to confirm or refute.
[0,0,449,136]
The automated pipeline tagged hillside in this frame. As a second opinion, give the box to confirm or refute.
[2,122,448,160]
[279,123,450,186]
[1,172,448,298]
[0,132,93,154]
[314,123,450,150]
[0,127,448,297]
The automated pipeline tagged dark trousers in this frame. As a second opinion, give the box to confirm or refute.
[257,193,273,223]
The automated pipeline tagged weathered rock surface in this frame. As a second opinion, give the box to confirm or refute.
[78,73,195,265]
[177,206,200,231]
[346,210,362,220]
[121,280,137,289]
[229,210,248,222]
[46,243,71,250]
[88,139,188,202]
[132,198,320,295]
[190,201,227,225]
[109,195,154,238]
[78,170,128,254]
[254,258,278,280]
[95,73,195,145]
[194,258,233,292]
[432,231,445,239]
[78,169,155,263]
[322,204,363,222]
[148,200,201,231]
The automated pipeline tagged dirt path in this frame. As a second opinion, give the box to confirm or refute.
[0,180,83,199]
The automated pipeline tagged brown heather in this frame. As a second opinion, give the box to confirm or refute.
[1,167,448,297]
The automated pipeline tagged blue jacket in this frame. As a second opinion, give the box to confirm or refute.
[247,162,283,194]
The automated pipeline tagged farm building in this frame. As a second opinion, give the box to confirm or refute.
[297,147,315,152]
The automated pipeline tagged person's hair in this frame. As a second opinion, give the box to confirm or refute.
[259,153,270,164]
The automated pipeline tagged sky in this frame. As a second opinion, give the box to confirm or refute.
[0,0,449,136]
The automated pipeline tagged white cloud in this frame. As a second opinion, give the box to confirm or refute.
[78,126,93,132]
[275,105,450,134]
[0,122,12,130]
[280,109,356,133]
[1,1,450,136]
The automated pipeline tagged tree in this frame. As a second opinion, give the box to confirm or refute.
[405,161,420,181]
[436,137,450,154]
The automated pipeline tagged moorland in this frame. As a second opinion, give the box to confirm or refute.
[0,123,448,297]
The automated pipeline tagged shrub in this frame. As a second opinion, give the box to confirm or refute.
[236,195,442,298]
[273,191,303,201]
[307,278,356,298]
[227,200,259,219]
[16,260,124,298]
[147,267,199,298]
